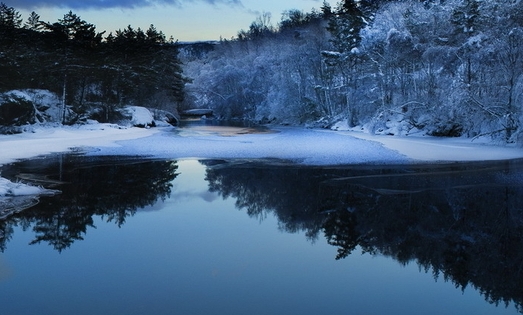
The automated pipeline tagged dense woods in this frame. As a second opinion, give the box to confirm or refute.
[0,3,184,124]
[182,0,523,143]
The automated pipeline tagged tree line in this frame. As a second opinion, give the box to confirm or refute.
[0,3,184,124]
[182,0,523,143]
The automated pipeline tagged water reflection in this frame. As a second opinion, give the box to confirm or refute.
[203,159,523,313]
[1,156,523,312]
[322,171,523,311]
[0,156,178,251]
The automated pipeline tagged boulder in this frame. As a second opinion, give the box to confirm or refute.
[118,106,155,128]
[0,96,35,126]
[149,108,179,126]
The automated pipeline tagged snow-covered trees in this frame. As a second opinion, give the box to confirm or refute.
[182,14,330,124]
[183,0,523,143]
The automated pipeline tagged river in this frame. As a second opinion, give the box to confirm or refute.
[0,152,522,315]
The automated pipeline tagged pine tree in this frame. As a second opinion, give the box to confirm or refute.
[327,0,366,54]
[24,11,42,31]
[450,0,481,87]
[0,2,22,31]
[0,3,23,89]
[451,0,480,38]
[321,1,333,19]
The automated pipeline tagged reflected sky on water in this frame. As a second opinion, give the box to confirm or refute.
[0,157,522,315]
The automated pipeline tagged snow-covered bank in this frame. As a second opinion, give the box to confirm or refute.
[341,131,523,162]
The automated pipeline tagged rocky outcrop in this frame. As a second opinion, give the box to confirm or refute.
[0,90,180,130]
[117,106,179,128]
[0,96,35,126]
[150,108,179,126]
[118,106,155,128]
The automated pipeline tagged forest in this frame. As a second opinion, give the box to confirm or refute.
[1,0,523,143]
[182,0,523,143]
[0,3,184,125]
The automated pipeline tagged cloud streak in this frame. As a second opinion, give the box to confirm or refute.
[9,0,242,10]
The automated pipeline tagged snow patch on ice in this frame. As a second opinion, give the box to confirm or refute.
[0,177,55,197]
[87,126,411,165]
[346,131,523,162]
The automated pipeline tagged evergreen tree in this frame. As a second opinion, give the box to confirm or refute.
[327,0,366,54]
[39,11,104,123]
[451,0,480,38]
[321,0,333,18]
[24,11,41,31]
[0,3,23,90]
[0,2,22,31]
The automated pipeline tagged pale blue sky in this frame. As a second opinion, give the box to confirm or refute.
[8,0,335,41]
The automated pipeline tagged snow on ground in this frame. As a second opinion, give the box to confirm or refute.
[1,123,523,198]
[339,131,523,162]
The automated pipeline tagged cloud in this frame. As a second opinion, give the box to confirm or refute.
[8,0,242,10]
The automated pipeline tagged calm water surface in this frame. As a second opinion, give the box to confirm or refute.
[0,155,522,315]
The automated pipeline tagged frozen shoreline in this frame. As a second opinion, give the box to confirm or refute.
[2,124,523,167]
[343,131,523,162]
[0,124,158,199]
[0,124,159,167]
[1,123,523,198]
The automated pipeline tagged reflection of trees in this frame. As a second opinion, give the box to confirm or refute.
[321,165,523,313]
[203,160,332,239]
[3,157,522,310]
[0,220,13,252]
[204,160,523,312]
[1,156,178,252]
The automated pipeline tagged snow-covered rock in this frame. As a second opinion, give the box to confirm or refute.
[0,90,179,130]
[150,108,179,126]
[119,106,155,128]
[330,119,351,131]
[118,106,179,128]
[0,89,66,130]
[0,93,35,126]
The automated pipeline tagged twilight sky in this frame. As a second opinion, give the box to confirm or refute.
[6,0,335,41]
